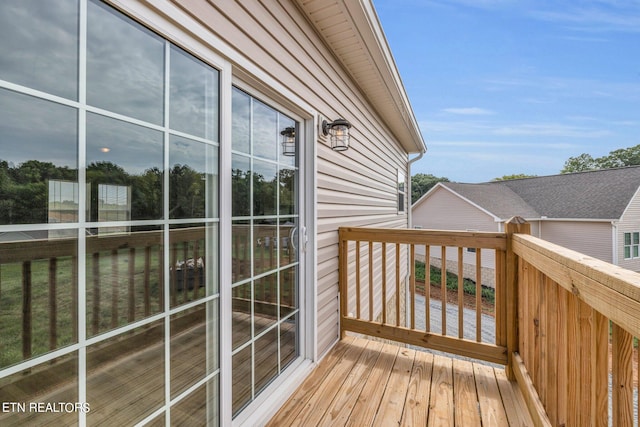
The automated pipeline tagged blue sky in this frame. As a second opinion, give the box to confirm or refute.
[373,0,640,182]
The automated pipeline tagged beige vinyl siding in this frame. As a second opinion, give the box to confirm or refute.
[412,186,499,232]
[168,0,410,357]
[411,187,499,286]
[617,188,640,272]
[539,221,613,263]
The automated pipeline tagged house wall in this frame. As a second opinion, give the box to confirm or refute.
[539,220,613,263]
[617,188,640,272]
[412,187,498,287]
[167,0,411,356]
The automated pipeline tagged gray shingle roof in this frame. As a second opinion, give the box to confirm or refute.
[441,166,640,220]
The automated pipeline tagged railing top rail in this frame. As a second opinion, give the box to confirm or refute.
[513,233,640,337]
[339,226,507,250]
[0,227,205,264]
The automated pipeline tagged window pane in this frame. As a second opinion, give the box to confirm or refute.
[170,46,219,140]
[279,167,297,216]
[278,115,296,167]
[0,231,78,368]
[625,246,631,259]
[280,314,298,370]
[255,328,278,394]
[634,232,639,244]
[232,88,250,154]
[232,221,251,284]
[252,100,277,161]
[254,222,277,275]
[170,301,217,398]
[232,345,251,416]
[0,0,78,100]
[232,282,251,351]
[255,273,278,336]
[232,154,251,217]
[169,224,217,308]
[0,353,79,426]
[625,233,631,245]
[253,160,277,216]
[280,267,297,319]
[169,137,218,219]
[171,377,219,426]
[87,320,164,425]
[634,246,639,258]
[86,113,163,221]
[280,218,298,267]
[86,226,163,337]
[0,89,78,225]
[87,0,164,124]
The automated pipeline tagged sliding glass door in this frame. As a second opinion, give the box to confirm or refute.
[231,87,301,417]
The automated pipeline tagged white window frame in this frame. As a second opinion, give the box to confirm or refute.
[623,231,640,259]
[397,169,406,214]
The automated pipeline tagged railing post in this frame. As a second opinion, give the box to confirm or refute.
[338,228,348,339]
[505,216,530,380]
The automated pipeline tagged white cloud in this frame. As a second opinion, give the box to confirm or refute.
[442,107,495,115]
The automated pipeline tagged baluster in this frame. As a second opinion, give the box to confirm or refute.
[457,247,463,339]
[355,241,361,320]
[395,243,400,327]
[192,239,200,300]
[441,246,447,335]
[92,252,100,335]
[72,255,78,342]
[425,245,430,332]
[128,247,135,322]
[22,261,32,360]
[144,246,151,316]
[49,257,57,350]
[111,249,118,329]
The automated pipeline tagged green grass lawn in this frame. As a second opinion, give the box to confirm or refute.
[414,260,495,304]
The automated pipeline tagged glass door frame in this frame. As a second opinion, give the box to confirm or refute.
[221,76,316,426]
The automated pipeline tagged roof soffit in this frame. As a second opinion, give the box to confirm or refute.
[294,0,425,154]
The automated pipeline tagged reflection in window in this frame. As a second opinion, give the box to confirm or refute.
[0,232,78,369]
[0,89,78,225]
[170,136,218,219]
[0,0,79,100]
[87,0,164,124]
[86,226,163,337]
[87,113,163,222]
[48,180,79,223]
[170,46,219,140]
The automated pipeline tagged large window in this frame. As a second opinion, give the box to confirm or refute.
[0,1,220,425]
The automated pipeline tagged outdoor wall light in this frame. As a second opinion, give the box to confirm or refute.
[281,126,296,156]
[322,118,352,151]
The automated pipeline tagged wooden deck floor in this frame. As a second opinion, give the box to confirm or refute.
[267,336,534,426]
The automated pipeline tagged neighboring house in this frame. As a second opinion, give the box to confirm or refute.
[412,166,640,288]
[0,1,425,426]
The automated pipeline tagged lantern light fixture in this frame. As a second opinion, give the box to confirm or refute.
[280,126,296,157]
[322,118,351,152]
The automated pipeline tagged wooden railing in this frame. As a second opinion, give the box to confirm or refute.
[338,226,511,365]
[339,218,640,426]
[512,226,640,426]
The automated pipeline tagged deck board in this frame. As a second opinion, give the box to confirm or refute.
[268,336,535,427]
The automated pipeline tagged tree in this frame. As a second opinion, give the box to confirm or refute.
[411,173,449,204]
[561,144,640,173]
[561,153,597,173]
[492,174,537,181]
